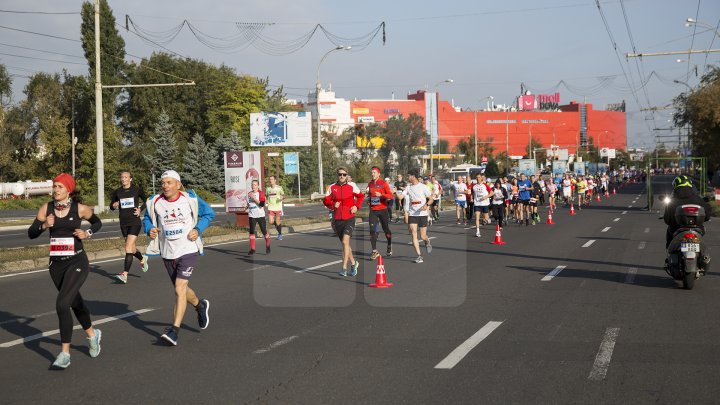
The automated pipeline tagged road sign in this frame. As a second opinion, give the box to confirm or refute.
[284,152,299,175]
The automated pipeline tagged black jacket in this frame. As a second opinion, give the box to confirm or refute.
[663,186,711,229]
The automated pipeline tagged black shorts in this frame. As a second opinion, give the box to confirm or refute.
[120,224,142,237]
[334,217,356,240]
[474,205,489,213]
[520,199,530,206]
[408,216,428,227]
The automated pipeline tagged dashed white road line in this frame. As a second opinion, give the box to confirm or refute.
[435,321,503,369]
[601,227,611,233]
[0,308,156,348]
[541,265,567,281]
[613,218,620,222]
[628,205,633,208]
[253,335,299,354]
[295,260,343,273]
[248,258,302,272]
[582,240,596,248]
[638,241,646,250]
[621,211,627,215]
[588,327,620,381]
[644,227,650,233]
[407,236,437,245]
[624,267,638,284]
[0,310,56,326]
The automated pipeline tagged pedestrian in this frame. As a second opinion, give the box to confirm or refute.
[452,176,468,225]
[323,167,364,277]
[385,177,394,219]
[404,167,433,263]
[366,167,394,259]
[247,180,271,255]
[518,173,532,226]
[28,173,103,369]
[472,173,490,237]
[110,170,148,284]
[266,175,285,241]
[393,174,407,223]
[143,170,214,346]
[491,179,509,228]
[430,175,442,220]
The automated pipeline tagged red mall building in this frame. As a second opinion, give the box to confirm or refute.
[342,90,627,158]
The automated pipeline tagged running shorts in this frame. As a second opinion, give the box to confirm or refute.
[408,216,428,227]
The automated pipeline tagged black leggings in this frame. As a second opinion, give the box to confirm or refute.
[369,209,392,251]
[492,204,505,223]
[49,253,92,344]
[249,217,268,235]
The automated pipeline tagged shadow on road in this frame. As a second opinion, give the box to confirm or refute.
[507,265,678,289]
[0,310,56,362]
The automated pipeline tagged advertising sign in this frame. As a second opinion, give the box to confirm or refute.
[357,116,375,123]
[284,152,299,175]
[352,107,370,115]
[552,160,568,175]
[600,148,616,158]
[518,95,536,111]
[518,159,537,176]
[250,112,312,147]
[224,151,263,213]
[574,162,586,176]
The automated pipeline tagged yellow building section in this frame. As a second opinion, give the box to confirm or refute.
[356,135,385,148]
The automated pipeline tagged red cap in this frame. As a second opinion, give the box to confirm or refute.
[53,173,75,194]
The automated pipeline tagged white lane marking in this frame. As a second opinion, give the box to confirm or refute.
[637,241,646,250]
[0,308,156,348]
[621,211,627,215]
[434,321,503,369]
[295,260,343,273]
[624,267,637,284]
[644,227,650,233]
[541,265,567,281]
[582,240,596,248]
[0,257,125,279]
[601,227,611,233]
[588,327,620,381]
[407,236,437,245]
[248,258,302,272]
[253,335,299,354]
[613,218,620,222]
[628,205,633,208]
[0,310,56,326]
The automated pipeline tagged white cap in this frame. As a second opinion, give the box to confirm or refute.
[161,170,181,182]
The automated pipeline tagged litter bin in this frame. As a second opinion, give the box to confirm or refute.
[235,211,249,227]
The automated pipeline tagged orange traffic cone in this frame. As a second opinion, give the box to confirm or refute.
[613,187,616,195]
[605,190,610,198]
[570,203,576,215]
[369,255,393,288]
[546,209,555,224]
[595,193,601,202]
[491,223,506,245]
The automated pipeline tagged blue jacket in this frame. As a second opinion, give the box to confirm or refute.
[142,190,215,256]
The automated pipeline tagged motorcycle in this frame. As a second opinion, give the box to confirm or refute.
[660,195,711,289]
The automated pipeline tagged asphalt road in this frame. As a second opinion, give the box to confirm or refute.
[1,178,719,404]
[0,204,330,249]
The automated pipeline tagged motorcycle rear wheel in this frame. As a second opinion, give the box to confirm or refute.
[683,273,696,290]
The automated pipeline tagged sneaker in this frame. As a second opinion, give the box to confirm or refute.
[370,250,380,260]
[425,242,433,254]
[161,327,178,346]
[277,234,283,241]
[349,261,359,277]
[51,352,71,369]
[475,229,481,237]
[266,246,271,254]
[248,249,255,255]
[114,273,127,284]
[414,256,424,263]
[87,329,102,358]
[456,220,461,225]
[197,299,210,330]
[386,248,393,257]
[338,268,348,277]
[140,255,149,272]
[525,219,529,226]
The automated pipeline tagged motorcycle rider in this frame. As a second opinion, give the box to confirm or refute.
[663,175,712,271]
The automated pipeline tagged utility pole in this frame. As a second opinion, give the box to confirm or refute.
[94,0,104,213]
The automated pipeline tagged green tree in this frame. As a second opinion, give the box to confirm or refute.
[377,113,426,175]
[674,66,720,168]
[145,111,179,183]
[182,132,222,193]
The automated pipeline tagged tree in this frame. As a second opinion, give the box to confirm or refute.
[145,111,179,184]
[183,133,222,193]
[0,64,11,107]
[377,113,426,175]
[674,66,720,168]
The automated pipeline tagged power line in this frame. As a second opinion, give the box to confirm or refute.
[702,17,720,73]
[0,41,85,59]
[0,51,86,65]
[0,24,80,42]
[686,0,701,79]
[0,9,77,15]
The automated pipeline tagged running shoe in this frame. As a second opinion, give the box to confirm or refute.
[197,299,210,329]
[414,256,424,263]
[114,273,127,284]
[266,246,271,254]
[140,255,149,272]
[87,329,102,357]
[525,219,529,226]
[339,268,348,277]
[386,248,393,257]
[277,234,283,241]
[349,261,359,277]
[51,352,71,369]
[370,250,380,260]
[248,249,255,255]
[475,229,481,237]
[161,327,178,346]
[425,242,433,254]
[456,220,461,225]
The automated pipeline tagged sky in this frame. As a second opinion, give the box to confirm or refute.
[1,0,719,151]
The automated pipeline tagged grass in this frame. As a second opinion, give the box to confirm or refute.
[0,197,48,210]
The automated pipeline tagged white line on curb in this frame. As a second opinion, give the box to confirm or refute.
[253,335,299,354]
[541,265,567,281]
[582,240,596,248]
[0,308,156,348]
[601,227,611,232]
[624,267,637,284]
[588,327,620,381]
[434,321,503,369]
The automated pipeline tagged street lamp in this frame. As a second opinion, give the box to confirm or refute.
[316,45,351,194]
[686,18,720,38]
[429,79,453,174]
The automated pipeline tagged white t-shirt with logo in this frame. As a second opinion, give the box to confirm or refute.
[453,183,467,201]
[404,183,431,217]
[247,191,266,218]
[155,193,198,260]
[473,183,490,206]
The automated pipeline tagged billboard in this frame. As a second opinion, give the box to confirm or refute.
[518,94,536,111]
[284,152,299,175]
[600,148,616,158]
[518,159,536,176]
[250,112,312,147]
[552,160,568,175]
[224,151,263,213]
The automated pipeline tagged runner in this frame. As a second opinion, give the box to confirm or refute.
[510,178,520,222]
[453,176,468,225]
[403,168,433,263]
[472,173,491,237]
[530,174,543,224]
[266,175,284,241]
[430,175,441,221]
[367,166,394,259]
[502,176,512,222]
[575,175,587,209]
[323,167,364,277]
[517,173,532,226]
[28,173,103,369]
[546,178,557,211]
[385,177,394,219]
[562,174,573,206]
[143,170,214,346]
[491,179,509,228]
[393,174,407,223]
[423,176,435,225]
[247,180,270,255]
[109,170,148,284]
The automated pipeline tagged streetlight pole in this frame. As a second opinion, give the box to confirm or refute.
[93,0,104,213]
[686,18,720,38]
[316,45,351,194]
[430,79,452,174]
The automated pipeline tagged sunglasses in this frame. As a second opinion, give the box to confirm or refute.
[337,173,348,177]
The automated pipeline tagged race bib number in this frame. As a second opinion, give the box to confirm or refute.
[50,237,75,256]
[396,191,404,198]
[120,198,135,209]
[163,224,184,240]
[370,197,381,206]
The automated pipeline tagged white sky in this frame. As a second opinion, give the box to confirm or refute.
[1,0,719,150]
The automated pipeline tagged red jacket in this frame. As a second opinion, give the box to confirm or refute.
[323,182,364,220]
[366,178,393,211]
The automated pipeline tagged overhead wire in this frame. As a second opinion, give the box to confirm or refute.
[0,24,81,42]
[701,17,720,74]
[0,9,77,15]
[686,0,701,80]
[0,41,85,59]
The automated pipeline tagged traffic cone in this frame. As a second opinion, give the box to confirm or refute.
[605,190,610,198]
[613,187,616,195]
[491,223,506,245]
[369,255,393,288]
[546,208,555,224]
[595,193,601,202]
[570,203,576,215]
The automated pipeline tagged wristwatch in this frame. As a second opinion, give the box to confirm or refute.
[86,229,93,238]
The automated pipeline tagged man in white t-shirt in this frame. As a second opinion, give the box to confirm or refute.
[404,168,433,263]
[453,176,468,225]
[472,173,491,237]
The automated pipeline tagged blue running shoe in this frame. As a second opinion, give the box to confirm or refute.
[349,261,359,277]
[161,327,178,346]
[277,234,283,241]
[87,329,102,357]
[339,268,348,277]
[197,299,210,330]
[52,352,71,369]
